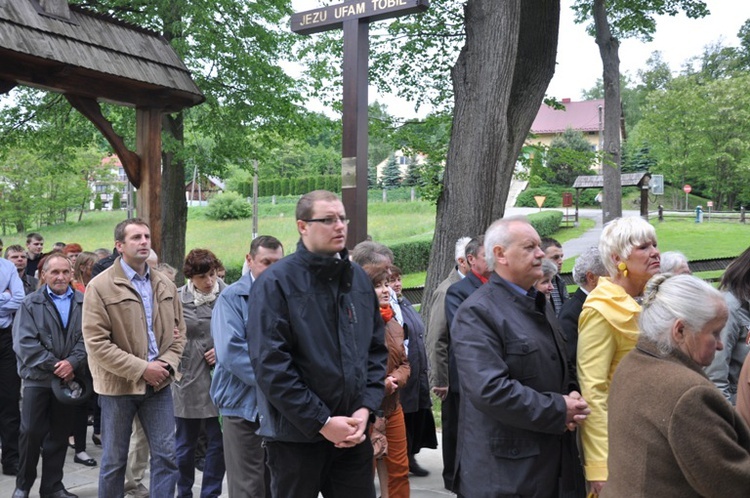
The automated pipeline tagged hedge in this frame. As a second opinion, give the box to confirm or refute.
[390,240,432,274]
[527,210,563,237]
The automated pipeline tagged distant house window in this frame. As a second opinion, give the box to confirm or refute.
[398,156,408,165]
[95,184,108,193]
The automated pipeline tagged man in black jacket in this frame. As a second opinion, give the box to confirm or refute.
[247,190,387,498]
[12,254,86,498]
[452,218,590,498]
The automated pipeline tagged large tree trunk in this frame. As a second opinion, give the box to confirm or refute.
[593,0,623,223]
[421,0,560,320]
[161,112,188,283]
[159,3,188,284]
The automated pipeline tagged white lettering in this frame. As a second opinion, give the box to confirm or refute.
[371,0,407,10]
[299,10,328,26]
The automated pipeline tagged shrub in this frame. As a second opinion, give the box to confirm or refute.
[515,187,562,208]
[390,240,432,274]
[528,211,563,237]
[94,193,102,211]
[112,191,121,210]
[222,265,243,284]
[205,192,253,220]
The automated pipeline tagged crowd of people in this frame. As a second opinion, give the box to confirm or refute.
[1,189,750,497]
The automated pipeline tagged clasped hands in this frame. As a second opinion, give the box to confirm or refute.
[319,406,370,448]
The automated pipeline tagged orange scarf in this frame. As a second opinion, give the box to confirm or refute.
[379,305,394,323]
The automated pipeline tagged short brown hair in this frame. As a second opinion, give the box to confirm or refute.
[183,248,222,279]
[362,263,391,288]
[114,218,150,243]
[295,190,340,221]
[250,235,283,257]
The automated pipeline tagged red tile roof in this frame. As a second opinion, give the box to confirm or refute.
[531,98,604,134]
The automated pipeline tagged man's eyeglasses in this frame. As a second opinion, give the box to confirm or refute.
[302,216,350,226]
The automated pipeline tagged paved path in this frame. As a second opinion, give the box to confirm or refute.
[0,425,451,497]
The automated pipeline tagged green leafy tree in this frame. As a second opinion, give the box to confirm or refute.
[573,0,709,222]
[112,191,122,210]
[545,128,597,186]
[634,72,750,210]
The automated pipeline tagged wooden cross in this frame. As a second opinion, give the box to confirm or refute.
[291,0,429,247]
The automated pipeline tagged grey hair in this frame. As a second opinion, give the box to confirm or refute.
[660,251,688,274]
[572,247,606,286]
[540,258,558,278]
[484,216,530,271]
[639,274,725,355]
[454,237,471,264]
[599,217,657,277]
[350,241,393,266]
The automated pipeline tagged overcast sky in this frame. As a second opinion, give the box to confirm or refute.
[292,0,750,118]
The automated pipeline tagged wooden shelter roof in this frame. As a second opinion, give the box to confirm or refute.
[572,172,651,189]
[0,0,204,111]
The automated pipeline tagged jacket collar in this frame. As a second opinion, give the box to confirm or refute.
[636,335,708,378]
[487,271,547,313]
[29,286,83,306]
[295,240,353,293]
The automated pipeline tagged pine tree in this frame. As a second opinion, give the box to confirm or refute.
[402,159,422,187]
[381,156,402,190]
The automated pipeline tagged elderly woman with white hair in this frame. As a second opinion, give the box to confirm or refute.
[602,274,750,497]
[577,217,660,494]
[659,250,691,275]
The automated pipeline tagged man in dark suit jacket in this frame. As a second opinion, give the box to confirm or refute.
[442,235,490,492]
[558,247,606,375]
[452,218,590,498]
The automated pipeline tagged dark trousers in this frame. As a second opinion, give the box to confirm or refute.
[0,328,20,471]
[222,417,270,498]
[16,386,74,494]
[265,438,375,498]
[175,417,225,498]
[441,391,459,491]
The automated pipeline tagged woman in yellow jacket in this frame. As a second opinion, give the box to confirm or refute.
[577,217,661,495]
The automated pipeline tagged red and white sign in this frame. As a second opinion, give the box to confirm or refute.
[707,201,714,208]
[683,184,692,194]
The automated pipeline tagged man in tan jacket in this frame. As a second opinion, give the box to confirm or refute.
[82,218,185,498]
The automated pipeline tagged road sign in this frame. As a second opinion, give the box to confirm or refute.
[683,184,692,194]
[650,174,664,195]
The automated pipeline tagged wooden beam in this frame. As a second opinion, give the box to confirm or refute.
[0,79,17,94]
[136,107,163,256]
[65,94,141,187]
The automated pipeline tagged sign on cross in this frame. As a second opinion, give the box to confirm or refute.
[291,0,429,247]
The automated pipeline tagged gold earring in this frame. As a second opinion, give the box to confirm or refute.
[617,261,628,278]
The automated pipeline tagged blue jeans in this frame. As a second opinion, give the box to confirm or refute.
[175,417,225,498]
[98,386,177,498]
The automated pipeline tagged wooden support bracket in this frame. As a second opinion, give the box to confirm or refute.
[65,94,141,187]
